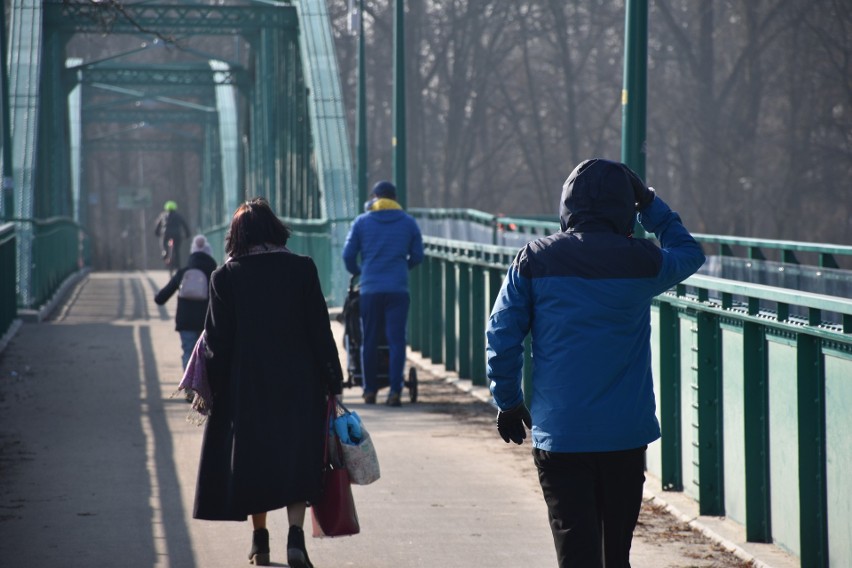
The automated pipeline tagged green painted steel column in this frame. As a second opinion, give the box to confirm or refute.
[419,255,431,357]
[356,0,368,207]
[444,259,457,372]
[0,1,13,219]
[430,256,444,365]
[393,0,407,208]
[409,263,421,351]
[0,227,15,331]
[621,0,647,177]
[659,302,683,491]
[697,311,724,516]
[486,266,505,389]
[201,124,215,229]
[622,0,648,237]
[743,321,772,542]
[457,263,472,379]
[797,334,828,567]
[471,265,486,385]
[488,267,503,314]
[421,256,433,359]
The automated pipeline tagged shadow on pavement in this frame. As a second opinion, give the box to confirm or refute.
[0,272,197,567]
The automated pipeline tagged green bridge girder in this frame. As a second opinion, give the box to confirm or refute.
[83,108,217,125]
[74,63,249,89]
[43,2,299,35]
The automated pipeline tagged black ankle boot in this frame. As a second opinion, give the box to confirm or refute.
[248,528,270,566]
[287,525,314,568]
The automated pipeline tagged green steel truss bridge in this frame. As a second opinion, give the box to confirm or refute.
[2,0,355,308]
[1,2,851,567]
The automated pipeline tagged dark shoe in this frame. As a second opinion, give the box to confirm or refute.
[363,392,377,404]
[386,392,402,407]
[248,528,270,565]
[287,525,314,568]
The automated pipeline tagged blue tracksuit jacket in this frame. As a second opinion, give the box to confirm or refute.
[342,203,424,294]
[487,160,705,453]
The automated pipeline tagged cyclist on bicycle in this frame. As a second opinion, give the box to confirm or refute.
[154,200,191,269]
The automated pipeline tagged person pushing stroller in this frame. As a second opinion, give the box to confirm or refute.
[342,181,424,406]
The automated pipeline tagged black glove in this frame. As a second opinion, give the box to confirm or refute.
[496,403,532,445]
[622,165,655,210]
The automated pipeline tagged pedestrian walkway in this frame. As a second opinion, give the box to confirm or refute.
[0,271,798,567]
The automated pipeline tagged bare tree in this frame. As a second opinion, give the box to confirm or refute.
[328,0,852,244]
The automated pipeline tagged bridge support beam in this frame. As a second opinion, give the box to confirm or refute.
[797,334,828,567]
[697,311,724,516]
[743,321,771,542]
[659,302,683,491]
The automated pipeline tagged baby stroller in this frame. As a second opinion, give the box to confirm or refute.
[338,275,418,402]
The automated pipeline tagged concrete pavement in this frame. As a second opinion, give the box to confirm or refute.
[0,271,798,567]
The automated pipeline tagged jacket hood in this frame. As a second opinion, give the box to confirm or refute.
[559,158,636,235]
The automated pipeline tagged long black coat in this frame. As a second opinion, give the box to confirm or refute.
[193,250,343,521]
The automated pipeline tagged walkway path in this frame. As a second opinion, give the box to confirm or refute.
[0,271,798,567]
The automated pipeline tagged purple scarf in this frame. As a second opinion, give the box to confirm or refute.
[178,332,212,424]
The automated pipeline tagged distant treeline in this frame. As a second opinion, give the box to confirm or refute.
[329,0,852,245]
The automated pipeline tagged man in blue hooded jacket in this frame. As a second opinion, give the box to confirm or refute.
[486,159,705,568]
[343,181,424,406]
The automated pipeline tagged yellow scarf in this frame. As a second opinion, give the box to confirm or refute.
[368,198,402,211]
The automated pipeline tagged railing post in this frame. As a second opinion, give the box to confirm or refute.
[420,256,432,359]
[0,226,16,334]
[430,256,444,365]
[743,320,772,542]
[697,311,724,515]
[443,259,457,372]
[819,253,839,269]
[409,263,421,351]
[488,266,504,314]
[471,265,486,385]
[659,302,683,491]
[457,262,472,380]
[797,334,828,568]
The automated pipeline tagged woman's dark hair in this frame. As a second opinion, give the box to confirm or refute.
[225,197,291,257]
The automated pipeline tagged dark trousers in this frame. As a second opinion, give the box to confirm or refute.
[359,292,409,395]
[533,446,646,568]
[179,330,201,370]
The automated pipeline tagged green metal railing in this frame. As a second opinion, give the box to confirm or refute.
[410,207,852,269]
[410,234,852,567]
[202,216,338,305]
[0,223,16,337]
[12,217,90,310]
[282,217,334,303]
[691,234,852,269]
[650,275,851,566]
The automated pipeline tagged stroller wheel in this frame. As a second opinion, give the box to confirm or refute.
[407,367,418,403]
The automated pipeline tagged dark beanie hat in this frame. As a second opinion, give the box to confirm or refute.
[371,181,397,199]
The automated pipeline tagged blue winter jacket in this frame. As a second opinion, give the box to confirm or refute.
[342,201,424,294]
[486,159,705,453]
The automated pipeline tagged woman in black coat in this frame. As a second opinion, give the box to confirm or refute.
[194,198,343,568]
